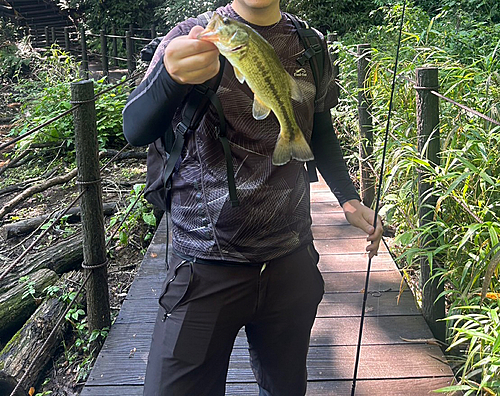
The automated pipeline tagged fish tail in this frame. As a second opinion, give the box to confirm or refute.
[272,129,314,166]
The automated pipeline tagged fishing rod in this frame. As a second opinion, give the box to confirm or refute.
[350,2,407,395]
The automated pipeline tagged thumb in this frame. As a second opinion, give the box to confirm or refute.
[188,25,205,39]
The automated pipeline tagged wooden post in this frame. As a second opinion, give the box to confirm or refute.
[126,31,135,74]
[111,25,118,67]
[80,25,88,78]
[71,80,111,345]
[30,26,37,46]
[64,27,70,52]
[44,26,49,47]
[415,67,445,342]
[357,44,375,208]
[100,30,109,78]
[327,33,339,103]
[51,27,56,45]
[151,24,156,39]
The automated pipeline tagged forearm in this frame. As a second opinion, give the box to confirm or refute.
[311,110,361,205]
[122,58,190,147]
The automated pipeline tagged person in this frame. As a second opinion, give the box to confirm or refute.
[122,0,383,395]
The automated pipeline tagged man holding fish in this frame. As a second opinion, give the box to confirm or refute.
[123,0,383,394]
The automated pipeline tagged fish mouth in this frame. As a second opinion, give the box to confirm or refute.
[197,30,220,42]
[231,44,245,52]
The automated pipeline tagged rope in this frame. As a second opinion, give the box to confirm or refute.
[351,1,407,395]
[82,258,109,270]
[0,67,145,153]
[0,143,130,282]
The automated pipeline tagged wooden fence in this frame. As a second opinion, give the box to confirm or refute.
[29,23,160,77]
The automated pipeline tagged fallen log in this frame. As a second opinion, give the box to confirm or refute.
[0,268,59,338]
[0,168,78,220]
[0,234,83,296]
[100,149,147,160]
[1,202,117,239]
[0,272,83,396]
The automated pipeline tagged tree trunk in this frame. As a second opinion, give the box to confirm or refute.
[0,268,59,338]
[0,234,84,296]
[0,272,83,396]
[0,169,78,220]
[1,202,117,239]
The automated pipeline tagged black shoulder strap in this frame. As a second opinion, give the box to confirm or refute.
[162,55,226,194]
[284,12,324,99]
[284,13,325,183]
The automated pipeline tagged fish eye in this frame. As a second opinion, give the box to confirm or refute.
[223,17,230,25]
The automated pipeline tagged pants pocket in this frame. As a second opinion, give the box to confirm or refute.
[158,259,193,319]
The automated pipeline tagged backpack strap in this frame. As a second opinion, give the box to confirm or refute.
[162,55,240,208]
[284,12,326,183]
[284,13,324,100]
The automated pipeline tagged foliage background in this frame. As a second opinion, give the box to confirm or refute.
[2,0,500,394]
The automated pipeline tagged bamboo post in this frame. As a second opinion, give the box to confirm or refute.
[111,25,118,67]
[415,67,445,342]
[80,25,88,78]
[357,44,375,208]
[100,30,109,78]
[64,27,70,52]
[51,27,56,45]
[71,80,111,345]
[126,30,135,74]
[44,26,49,47]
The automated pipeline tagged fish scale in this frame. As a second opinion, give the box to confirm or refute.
[198,13,314,166]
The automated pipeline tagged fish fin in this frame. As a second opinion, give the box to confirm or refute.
[272,130,313,166]
[288,73,304,103]
[234,67,245,84]
[252,95,271,120]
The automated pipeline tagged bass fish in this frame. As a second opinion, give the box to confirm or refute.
[198,13,314,166]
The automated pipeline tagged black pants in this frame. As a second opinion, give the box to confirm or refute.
[143,243,324,396]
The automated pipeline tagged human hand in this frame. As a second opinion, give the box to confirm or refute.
[163,26,220,85]
[342,199,383,259]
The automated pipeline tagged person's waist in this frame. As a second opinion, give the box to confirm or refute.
[173,250,263,267]
[172,243,311,267]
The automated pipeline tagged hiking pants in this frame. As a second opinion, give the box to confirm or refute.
[143,243,325,396]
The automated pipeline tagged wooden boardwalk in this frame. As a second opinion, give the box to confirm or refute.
[81,179,457,395]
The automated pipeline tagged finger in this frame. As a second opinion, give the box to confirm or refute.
[188,25,205,39]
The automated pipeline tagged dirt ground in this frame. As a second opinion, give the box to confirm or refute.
[0,83,155,395]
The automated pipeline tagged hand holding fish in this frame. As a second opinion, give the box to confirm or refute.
[164,26,221,85]
[342,199,383,259]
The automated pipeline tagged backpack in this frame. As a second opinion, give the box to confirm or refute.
[143,12,328,212]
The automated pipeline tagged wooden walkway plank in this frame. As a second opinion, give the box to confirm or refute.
[81,178,458,396]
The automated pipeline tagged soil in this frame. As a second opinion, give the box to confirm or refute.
[0,81,155,396]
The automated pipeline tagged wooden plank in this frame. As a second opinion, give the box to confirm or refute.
[318,253,396,272]
[311,191,339,203]
[85,342,453,386]
[81,377,459,396]
[322,270,403,293]
[317,291,421,317]
[124,274,163,300]
[114,289,420,325]
[95,315,436,359]
[312,224,366,239]
[234,315,435,348]
[81,386,143,396]
[311,201,343,213]
[226,344,454,382]
[312,212,350,225]
[314,239,390,255]
[226,377,459,396]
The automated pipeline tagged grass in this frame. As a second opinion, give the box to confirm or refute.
[334,4,500,394]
